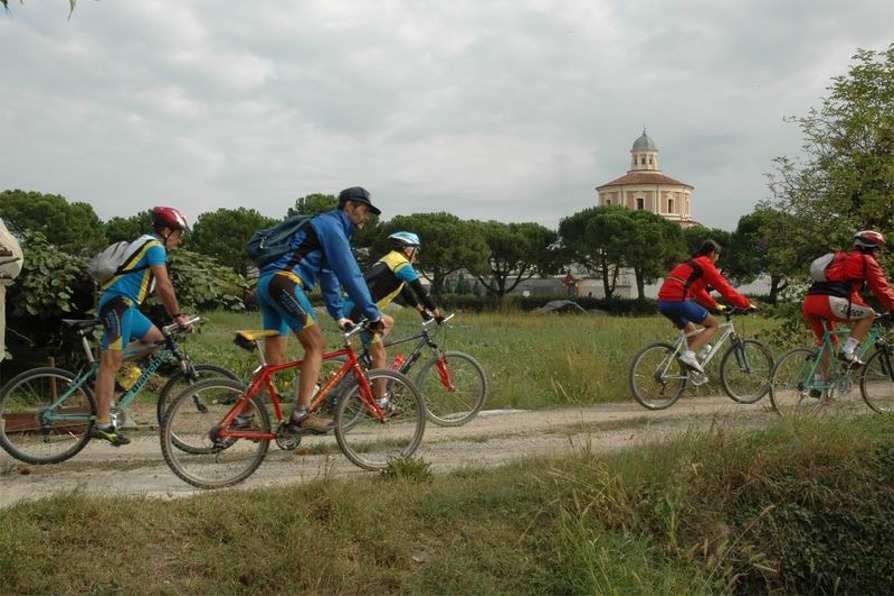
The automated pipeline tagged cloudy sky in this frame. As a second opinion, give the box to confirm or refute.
[2,1,892,230]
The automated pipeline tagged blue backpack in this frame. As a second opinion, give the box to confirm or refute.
[245,215,312,268]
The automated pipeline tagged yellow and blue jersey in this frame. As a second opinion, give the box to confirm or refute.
[99,234,167,307]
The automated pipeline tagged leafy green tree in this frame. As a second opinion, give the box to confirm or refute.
[621,210,686,300]
[767,44,894,273]
[681,225,731,257]
[190,208,276,275]
[0,190,106,253]
[559,206,629,299]
[725,208,801,303]
[472,221,559,297]
[104,211,154,243]
[287,194,338,217]
[372,213,489,295]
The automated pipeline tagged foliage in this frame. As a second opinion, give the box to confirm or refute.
[766,44,894,278]
[190,207,276,276]
[104,211,153,243]
[472,220,559,297]
[0,189,106,254]
[287,193,338,217]
[373,213,490,295]
[681,224,731,257]
[144,250,250,316]
[559,207,614,299]
[725,208,801,303]
[623,210,686,300]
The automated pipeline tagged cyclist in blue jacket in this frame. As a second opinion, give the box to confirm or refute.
[256,187,384,434]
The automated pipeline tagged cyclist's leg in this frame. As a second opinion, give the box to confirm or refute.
[369,314,394,398]
[688,313,719,354]
[803,297,831,390]
[94,297,137,445]
[829,297,874,362]
[256,273,290,365]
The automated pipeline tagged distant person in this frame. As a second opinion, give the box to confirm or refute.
[0,217,24,363]
[657,240,754,372]
[341,231,443,407]
[803,230,894,366]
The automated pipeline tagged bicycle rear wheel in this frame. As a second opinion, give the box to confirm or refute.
[719,339,774,404]
[416,351,487,426]
[0,367,95,465]
[768,347,824,416]
[160,378,270,489]
[860,348,894,413]
[629,343,688,410]
[334,369,426,471]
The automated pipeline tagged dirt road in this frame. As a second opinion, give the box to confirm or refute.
[0,397,771,509]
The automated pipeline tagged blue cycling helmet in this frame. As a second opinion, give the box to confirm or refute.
[388,231,421,249]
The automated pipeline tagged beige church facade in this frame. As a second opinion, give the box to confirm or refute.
[595,130,696,227]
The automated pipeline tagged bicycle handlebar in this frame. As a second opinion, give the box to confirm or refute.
[422,313,455,328]
[161,315,201,336]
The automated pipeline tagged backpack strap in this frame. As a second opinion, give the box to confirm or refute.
[101,237,158,290]
[682,259,704,297]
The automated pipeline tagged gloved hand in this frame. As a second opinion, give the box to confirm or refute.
[419,309,433,321]
[748,302,759,312]
[337,318,355,331]
[432,308,445,324]
[174,314,194,332]
[714,304,728,315]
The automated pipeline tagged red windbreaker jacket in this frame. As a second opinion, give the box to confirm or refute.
[658,255,750,310]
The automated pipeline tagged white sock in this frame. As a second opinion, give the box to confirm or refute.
[843,337,859,355]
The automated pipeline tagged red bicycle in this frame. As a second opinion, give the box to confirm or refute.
[159,322,426,489]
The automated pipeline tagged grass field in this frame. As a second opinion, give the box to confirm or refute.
[176,309,784,411]
[2,413,893,594]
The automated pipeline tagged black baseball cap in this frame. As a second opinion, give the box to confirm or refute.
[337,186,381,215]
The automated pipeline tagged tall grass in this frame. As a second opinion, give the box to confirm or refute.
[182,310,783,409]
[3,414,891,593]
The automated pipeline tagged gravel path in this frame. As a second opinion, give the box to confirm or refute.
[0,396,771,508]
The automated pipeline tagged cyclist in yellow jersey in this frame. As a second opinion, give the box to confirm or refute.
[342,231,443,406]
[93,207,192,446]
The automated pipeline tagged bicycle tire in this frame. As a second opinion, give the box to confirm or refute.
[160,378,270,489]
[768,347,824,416]
[629,342,688,410]
[415,351,488,426]
[156,364,241,454]
[860,347,894,414]
[0,367,96,465]
[334,368,426,471]
[719,339,774,404]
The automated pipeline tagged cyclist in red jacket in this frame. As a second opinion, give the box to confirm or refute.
[657,240,754,372]
[803,230,894,366]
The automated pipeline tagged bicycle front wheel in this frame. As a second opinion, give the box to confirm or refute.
[719,339,774,404]
[156,363,241,454]
[0,367,95,465]
[160,378,270,489]
[416,351,488,426]
[334,369,426,471]
[768,347,824,416]
[629,343,688,410]
[860,348,894,413]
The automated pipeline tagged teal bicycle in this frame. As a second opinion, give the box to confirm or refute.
[0,316,238,464]
[769,313,894,415]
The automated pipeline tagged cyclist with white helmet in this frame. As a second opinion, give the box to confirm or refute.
[93,206,193,446]
[803,230,894,366]
[342,231,443,407]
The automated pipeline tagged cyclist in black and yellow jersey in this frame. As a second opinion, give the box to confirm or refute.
[342,231,443,408]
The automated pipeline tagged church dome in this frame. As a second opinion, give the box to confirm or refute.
[632,130,657,152]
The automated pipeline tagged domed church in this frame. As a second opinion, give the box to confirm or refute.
[595,130,696,227]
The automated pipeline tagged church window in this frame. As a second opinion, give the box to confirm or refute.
[636,198,644,210]
[668,198,674,213]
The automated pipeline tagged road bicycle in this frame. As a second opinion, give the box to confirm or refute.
[323,314,488,427]
[159,320,426,489]
[0,316,238,464]
[629,308,774,410]
[769,312,894,415]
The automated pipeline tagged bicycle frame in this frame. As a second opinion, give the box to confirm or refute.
[216,343,383,442]
[41,320,198,425]
[361,316,456,390]
[800,320,888,392]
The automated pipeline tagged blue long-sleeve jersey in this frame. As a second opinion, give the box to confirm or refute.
[260,210,381,322]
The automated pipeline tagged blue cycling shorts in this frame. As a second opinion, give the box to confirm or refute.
[98,295,154,350]
[658,299,709,329]
[257,272,318,335]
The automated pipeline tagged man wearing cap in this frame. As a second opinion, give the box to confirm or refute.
[256,186,384,435]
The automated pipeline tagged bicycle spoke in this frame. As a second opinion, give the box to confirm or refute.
[629,343,687,410]
[861,349,894,413]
